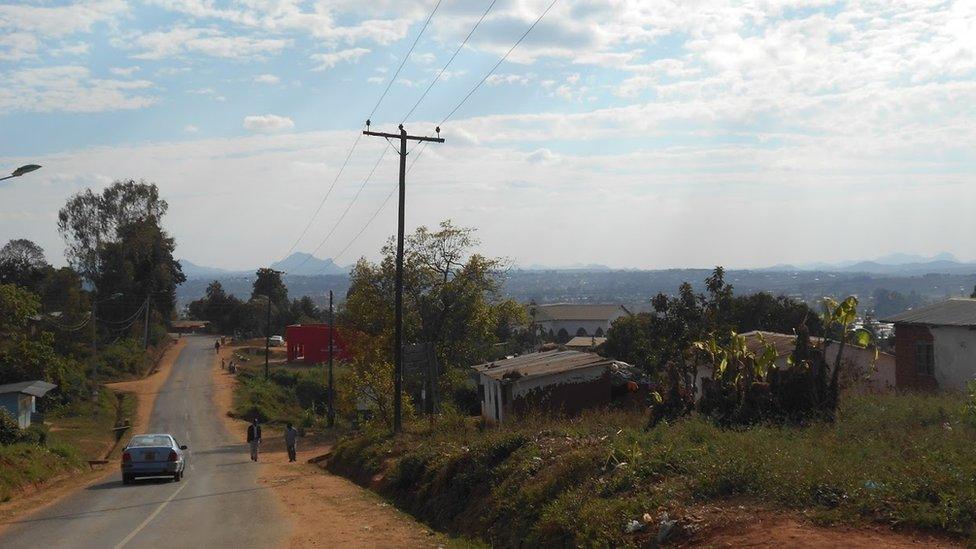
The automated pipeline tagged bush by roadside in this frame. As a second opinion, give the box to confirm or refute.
[329,392,976,547]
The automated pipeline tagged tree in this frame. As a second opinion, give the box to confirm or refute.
[252,268,288,306]
[343,220,509,369]
[0,239,48,289]
[58,180,168,284]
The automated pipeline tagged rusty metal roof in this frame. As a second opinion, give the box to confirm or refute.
[472,350,613,382]
[530,304,629,322]
[881,298,976,326]
[565,336,607,348]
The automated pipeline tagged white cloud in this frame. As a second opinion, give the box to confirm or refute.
[486,73,533,86]
[0,32,38,61]
[243,114,295,133]
[110,66,141,76]
[54,42,90,56]
[411,51,436,64]
[0,65,155,113]
[0,0,127,38]
[184,124,199,133]
[310,47,370,70]
[253,73,280,84]
[127,27,291,60]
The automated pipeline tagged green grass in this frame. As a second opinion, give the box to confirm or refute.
[0,389,134,502]
[328,392,976,547]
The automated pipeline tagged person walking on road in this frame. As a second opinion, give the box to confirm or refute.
[214,339,221,353]
[284,422,298,462]
[247,418,262,462]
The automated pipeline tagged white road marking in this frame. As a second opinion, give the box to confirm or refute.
[113,481,189,549]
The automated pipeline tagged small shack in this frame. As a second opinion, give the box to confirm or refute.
[0,381,57,428]
[565,336,607,350]
[472,350,613,424]
[285,324,352,363]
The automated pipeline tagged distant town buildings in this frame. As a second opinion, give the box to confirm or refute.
[529,303,630,342]
[883,298,976,391]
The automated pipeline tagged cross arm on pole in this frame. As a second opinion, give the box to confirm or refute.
[363,130,444,143]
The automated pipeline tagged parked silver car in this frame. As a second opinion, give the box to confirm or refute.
[121,434,188,484]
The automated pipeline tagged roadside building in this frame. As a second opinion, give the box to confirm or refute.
[529,303,631,342]
[471,350,614,424]
[170,320,209,334]
[565,336,607,350]
[0,381,57,428]
[882,298,976,390]
[695,331,895,394]
[285,324,352,363]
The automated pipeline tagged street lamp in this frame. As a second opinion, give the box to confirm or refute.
[0,164,42,182]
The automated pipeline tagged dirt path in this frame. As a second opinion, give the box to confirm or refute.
[212,343,447,548]
[684,505,961,548]
[0,338,186,532]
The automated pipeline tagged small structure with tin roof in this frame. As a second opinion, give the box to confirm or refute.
[565,336,607,350]
[882,298,976,390]
[0,380,57,428]
[472,350,614,423]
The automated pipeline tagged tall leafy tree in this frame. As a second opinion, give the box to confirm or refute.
[0,239,48,289]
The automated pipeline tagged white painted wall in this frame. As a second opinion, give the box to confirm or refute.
[931,326,976,391]
[537,319,613,338]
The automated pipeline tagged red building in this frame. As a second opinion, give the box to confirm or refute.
[285,324,352,364]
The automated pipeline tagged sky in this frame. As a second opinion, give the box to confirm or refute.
[1,0,974,272]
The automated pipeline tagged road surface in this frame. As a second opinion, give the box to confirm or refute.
[0,336,287,548]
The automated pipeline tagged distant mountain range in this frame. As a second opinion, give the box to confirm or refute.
[758,252,976,275]
[179,253,347,280]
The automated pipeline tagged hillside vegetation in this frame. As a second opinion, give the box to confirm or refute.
[329,392,975,547]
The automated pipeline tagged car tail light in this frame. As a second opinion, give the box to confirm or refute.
[167,451,178,462]
[122,452,132,463]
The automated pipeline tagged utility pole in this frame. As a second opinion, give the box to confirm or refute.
[143,295,152,350]
[363,122,444,433]
[264,294,272,379]
[327,290,335,428]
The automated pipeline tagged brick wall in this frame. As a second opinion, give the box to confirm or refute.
[893,323,938,390]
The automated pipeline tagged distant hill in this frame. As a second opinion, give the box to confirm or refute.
[271,252,346,276]
[178,253,346,280]
[760,252,976,276]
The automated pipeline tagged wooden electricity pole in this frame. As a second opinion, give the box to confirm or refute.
[363,122,444,433]
[327,289,335,428]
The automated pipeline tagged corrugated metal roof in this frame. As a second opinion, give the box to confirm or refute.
[530,304,629,322]
[565,336,607,348]
[0,380,57,397]
[472,350,612,381]
[881,298,976,326]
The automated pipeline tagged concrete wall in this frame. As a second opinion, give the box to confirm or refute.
[537,319,613,338]
[930,326,976,391]
[0,394,30,428]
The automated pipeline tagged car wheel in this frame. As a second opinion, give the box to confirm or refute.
[174,471,182,482]
[122,474,132,485]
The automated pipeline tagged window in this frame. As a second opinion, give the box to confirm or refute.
[915,342,934,376]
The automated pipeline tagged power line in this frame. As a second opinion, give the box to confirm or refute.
[294,147,390,270]
[402,0,498,123]
[281,0,443,260]
[368,0,443,122]
[330,142,430,266]
[440,0,559,126]
[281,132,363,259]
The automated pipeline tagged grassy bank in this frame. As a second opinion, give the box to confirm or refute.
[0,389,135,502]
[328,392,976,546]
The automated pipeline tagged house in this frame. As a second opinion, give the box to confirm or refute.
[0,381,57,428]
[471,350,614,423]
[696,331,895,394]
[170,320,209,334]
[529,303,631,341]
[882,298,976,390]
[285,324,352,363]
[565,336,607,350]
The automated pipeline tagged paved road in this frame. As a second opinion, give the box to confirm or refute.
[0,336,287,548]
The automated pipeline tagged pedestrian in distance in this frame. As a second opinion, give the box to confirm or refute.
[214,339,221,352]
[247,418,262,462]
[284,422,298,462]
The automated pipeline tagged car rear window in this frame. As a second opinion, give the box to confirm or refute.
[129,435,172,447]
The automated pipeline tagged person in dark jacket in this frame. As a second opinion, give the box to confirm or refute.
[284,422,298,462]
[246,418,262,461]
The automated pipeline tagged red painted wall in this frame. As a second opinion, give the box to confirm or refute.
[892,323,938,390]
[285,324,352,363]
